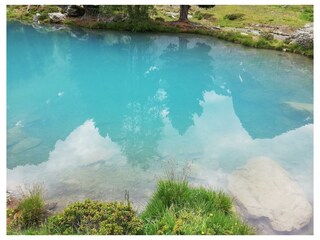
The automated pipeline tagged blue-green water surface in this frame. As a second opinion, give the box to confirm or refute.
[7,21,313,234]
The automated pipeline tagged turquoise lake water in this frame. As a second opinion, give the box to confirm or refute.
[7,21,313,233]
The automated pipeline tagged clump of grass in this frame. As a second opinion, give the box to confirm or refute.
[300,6,313,22]
[7,185,48,231]
[141,180,254,235]
[7,224,51,235]
[224,13,245,21]
[193,11,204,20]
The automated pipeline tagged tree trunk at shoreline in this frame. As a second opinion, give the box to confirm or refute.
[179,5,190,22]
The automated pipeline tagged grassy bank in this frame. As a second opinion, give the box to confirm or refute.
[6,5,313,57]
[154,5,312,29]
[43,18,316,58]
[7,180,254,235]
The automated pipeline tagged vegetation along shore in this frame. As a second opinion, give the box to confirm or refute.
[7,179,254,235]
[7,5,313,57]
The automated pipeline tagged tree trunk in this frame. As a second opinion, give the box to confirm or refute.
[179,5,190,22]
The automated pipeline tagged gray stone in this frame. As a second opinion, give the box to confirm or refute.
[287,23,313,49]
[33,13,40,23]
[48,12,66,23]
[6,191,13,203]
[166,12,179,19]
[228,157,312,232]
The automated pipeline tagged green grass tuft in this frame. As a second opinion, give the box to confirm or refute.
[141,180,254,235]
[300,6,313,22]
[7,185,48,231]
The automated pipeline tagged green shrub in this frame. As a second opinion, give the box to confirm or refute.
[90,19,179,33]
[256,38,272,48]
[8,185,47,230]
[47,199,143,235]
[141,180,254,235]
[224,13,245,20]
[155,17,165,22]
[193,11,204,20]
[202,13,215,20]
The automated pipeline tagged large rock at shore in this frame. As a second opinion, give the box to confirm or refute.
[287,23,313,49]
[48,12,66,23]
[228,157,312,232]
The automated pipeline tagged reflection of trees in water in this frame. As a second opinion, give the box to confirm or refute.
[70,34,216,167]
[159,37,214,135]
[69,33,165,168]
[7,21,55,85]
[7,22,73,167]
[209,47,313,139]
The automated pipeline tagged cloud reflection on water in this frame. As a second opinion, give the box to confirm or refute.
[7,91,313,212]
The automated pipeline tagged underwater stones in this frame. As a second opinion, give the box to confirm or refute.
[9,137,42,154]
[48,12,66,23]
[285,101,313,114]
[228,157,312,232]
[45,202,58,211]
[7,126,25,146]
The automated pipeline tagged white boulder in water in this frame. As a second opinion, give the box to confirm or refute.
[228,156,312,232]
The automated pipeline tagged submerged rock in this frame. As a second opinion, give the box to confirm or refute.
[228,157,312,233]
[48,12,66,23]
[9,137,42,154]
[7,126,25,146]
[285,101,313,114]
[45,202,58,211]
